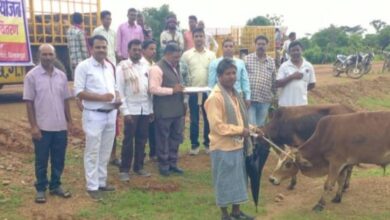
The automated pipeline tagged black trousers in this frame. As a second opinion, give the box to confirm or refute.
[148,120,156,158]
[188,93,210,149]
[120,115,150,173]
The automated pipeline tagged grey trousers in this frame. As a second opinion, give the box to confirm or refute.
[154,116,184,171]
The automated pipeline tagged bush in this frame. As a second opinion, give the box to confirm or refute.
[304,45,324,64]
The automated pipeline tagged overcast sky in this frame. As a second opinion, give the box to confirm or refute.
[102,0,390,37]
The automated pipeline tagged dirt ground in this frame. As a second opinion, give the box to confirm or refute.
[0,62,389,219]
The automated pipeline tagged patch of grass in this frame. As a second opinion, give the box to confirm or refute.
[0,185,25,220]
[273,210,338,220]
[77,188,263,220]
[352,166,390,178]
[24,155,35,164]
[363,211,390,220]
[356,96,390,110]
[274,210,390,220]
[178,138,192,154]
[75,168,263,220]
[308,97,319,105]
[65,149,83,166]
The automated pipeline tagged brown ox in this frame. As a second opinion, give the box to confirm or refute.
[259,104,354,189]
[269,111,390,211]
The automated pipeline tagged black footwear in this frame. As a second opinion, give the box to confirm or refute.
[50,187,71,198]
[169,166,184,175]
[230,211,254,220]
[35,191,46,204]
[98,185,115,191]
[110,159,121,167]
[134,169,151,177]
[159,169,170,177]
[87,190,103,201]
[119,172,130,182]
[221,215,233,220]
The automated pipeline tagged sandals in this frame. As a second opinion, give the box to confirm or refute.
[221,215,233,220]
[230,211,255,220]
[35,191,46,203]
[49,187,72,198]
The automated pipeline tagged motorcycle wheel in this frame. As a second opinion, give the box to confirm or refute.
[346,67,364,79]
[332,61,343,77]
[363,63,372,74]
[383,60,390,73]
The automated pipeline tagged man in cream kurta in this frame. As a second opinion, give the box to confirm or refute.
[117,39,153,181]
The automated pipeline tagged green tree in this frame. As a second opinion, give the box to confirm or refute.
[303,45,324,64]
[299,37,311,50]
[142,4,176,58]
[377,26,390,50]
[301,24,387,64]
[265,14,284,26]
[363,34,379,49]
[303,25,369,63]
[311,25,349,49]
[340,25,366,36]
[348,34,364,52]
[370,19,387,33]
[246,16,272,26]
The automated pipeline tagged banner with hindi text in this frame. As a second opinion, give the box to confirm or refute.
[0,0,32,66]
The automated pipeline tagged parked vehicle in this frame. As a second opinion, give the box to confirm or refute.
[382,51,390,73]
[333,52,374,79]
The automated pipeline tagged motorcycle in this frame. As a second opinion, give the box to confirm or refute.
[361,52,374,74]
[333,52,374,79]
[382,51,390,73]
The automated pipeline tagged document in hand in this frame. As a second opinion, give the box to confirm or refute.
[183,87,211,94]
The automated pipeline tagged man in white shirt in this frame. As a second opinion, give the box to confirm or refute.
[93,10,120,168]
[74,35,121,201]
[117,39,153,181]
[276,41,316,107]
[282,32,296,62]
[93,10,116,64]
[160,15,184,52]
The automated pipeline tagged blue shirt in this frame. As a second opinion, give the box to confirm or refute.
[208,57,251,100]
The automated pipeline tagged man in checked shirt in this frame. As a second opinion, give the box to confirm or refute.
[244,35,276,127]
[66,12,89,80]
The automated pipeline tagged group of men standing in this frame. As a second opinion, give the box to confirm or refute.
[23,8,316,218]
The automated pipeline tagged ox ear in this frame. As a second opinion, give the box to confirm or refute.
[297,156,313,168]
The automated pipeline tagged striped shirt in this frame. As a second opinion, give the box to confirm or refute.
[244,53,276,103]
[66,25,89,67]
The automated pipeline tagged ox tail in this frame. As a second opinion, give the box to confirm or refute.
[382,165,387,176]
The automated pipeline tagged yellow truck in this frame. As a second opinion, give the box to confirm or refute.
[213,26,276,58]
[0,0,101,89]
